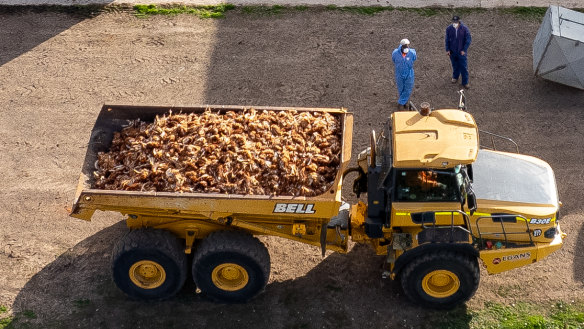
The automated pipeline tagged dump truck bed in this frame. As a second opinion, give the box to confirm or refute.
[71,105,353,230]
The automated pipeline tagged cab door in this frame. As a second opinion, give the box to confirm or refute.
[391,169,466,229]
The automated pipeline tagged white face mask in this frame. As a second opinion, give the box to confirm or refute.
[403,48,410,54]
[453,23,459,28]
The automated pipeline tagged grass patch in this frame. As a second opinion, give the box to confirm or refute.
[20,310,36,320]
[325,5,394,16]
[432,306,473,329]
[397,7,487,17]
[448,7,488,15]
[133,4,235,18]
[241,5,286,16]
[240,5,323,16]
[397,7,440,17]
[73,299,91,308]
[293,5,309,11]
[501,7,548,19]
[324,6,489,17]
[0,5,564,20]
[429,301,584,329]
[0,317,13,329]
[550,302,584,327]
[0,306,11,329]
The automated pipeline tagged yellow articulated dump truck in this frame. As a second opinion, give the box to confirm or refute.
[71,101,565,309]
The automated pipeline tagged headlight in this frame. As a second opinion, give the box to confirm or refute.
[544,227,557,239]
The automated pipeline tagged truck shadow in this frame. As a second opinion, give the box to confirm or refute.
[574,220,584,284]
[11,222,470,329]
[0,7,98,68]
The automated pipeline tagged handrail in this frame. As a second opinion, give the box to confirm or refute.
[479,130,519,153]
[474,214,534,249]
[420,210,473,242]
[415,211,535,250]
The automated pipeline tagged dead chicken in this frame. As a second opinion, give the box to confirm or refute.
[93,109,342,197]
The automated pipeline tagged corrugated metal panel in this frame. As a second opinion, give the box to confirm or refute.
[533,5,584,89]
[536,36,565,76]
[533,7,552,72]
[555,6,584,41]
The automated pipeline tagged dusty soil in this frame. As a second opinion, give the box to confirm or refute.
[0,7,583,328]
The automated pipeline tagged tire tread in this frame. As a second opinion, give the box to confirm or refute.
[192,230,270,302]
[111,228,187,300]
[401,250,479,309]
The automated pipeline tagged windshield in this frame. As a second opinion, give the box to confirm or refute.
[471,150,558,205]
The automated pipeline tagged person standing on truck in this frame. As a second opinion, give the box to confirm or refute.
[445,15,472,89]
[391,38,417,110]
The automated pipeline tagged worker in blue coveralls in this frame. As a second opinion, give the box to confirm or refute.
[445,15,472,89]
[391,38,417,110]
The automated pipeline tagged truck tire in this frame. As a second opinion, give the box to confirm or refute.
[192,230,270,303]
[111,229,187,300]
[400,250,479,309]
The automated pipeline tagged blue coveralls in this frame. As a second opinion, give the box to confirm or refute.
[445,22,472,85]
[391,45,417,106]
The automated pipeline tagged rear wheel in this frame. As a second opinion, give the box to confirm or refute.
[400,251,479,309]
[112,229,187,300]
[192,231,270,303]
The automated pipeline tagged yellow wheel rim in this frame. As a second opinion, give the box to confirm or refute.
[129,260,166,289]
[211,263,249,291]
[422,270,460,298]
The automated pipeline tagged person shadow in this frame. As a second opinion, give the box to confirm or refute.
[10,221,471,329]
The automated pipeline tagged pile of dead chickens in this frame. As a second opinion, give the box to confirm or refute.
[93,109,342,196]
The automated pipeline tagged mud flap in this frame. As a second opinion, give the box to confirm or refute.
[320,224,327,257]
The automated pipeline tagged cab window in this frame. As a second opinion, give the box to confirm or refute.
[394,170,460,202]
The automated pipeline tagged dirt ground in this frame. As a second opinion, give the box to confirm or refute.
[1,7,584,328]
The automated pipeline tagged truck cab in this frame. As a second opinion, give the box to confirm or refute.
[349,106,565,308]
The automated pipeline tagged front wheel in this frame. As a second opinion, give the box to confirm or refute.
[400,250,479,309]
[192,231,270,303]
[111,229,187,300]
